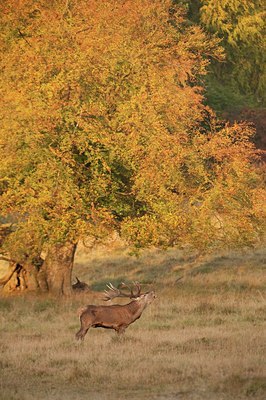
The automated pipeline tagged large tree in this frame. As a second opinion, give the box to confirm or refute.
[0,0,264,294]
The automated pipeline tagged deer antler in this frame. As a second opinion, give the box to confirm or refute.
[132,281,141,297]
[103,282,142,301]
[103,283,125,301]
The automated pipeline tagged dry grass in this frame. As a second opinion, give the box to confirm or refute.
[0,246,265,400]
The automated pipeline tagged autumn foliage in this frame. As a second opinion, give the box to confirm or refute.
[200,0,265,103]
[0,0,264,294]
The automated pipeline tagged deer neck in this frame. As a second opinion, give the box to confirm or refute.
[127,298,147,319]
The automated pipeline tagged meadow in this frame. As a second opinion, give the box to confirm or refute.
[0,244,265,400]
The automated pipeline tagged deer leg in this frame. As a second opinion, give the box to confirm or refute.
[75,326,90,341]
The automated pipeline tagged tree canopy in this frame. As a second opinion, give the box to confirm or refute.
[0,0,265,293]
[198,0,265,106]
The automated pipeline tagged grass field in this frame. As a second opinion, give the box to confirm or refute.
[0,245,265,400]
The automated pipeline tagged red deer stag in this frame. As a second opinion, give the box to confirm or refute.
[75,282,155,340]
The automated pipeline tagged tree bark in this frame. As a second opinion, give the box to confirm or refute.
[39,241,77,296]
[0,261,40,292]
[0,261,17,286]
[22,261,39,291]
[0,244,77,295]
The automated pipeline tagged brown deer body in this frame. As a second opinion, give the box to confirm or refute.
[75,283,155,340]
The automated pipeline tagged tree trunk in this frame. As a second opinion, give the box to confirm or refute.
[0,244,77,295]
[0,261,17,286]
[2,265,19,292]
[39,242,77,296]
[1,261,40,292]
[22,261,39,291]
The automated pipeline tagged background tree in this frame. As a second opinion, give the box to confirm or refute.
[176,0,266,159]
[0,0,264,295]
[202,0,265,99]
